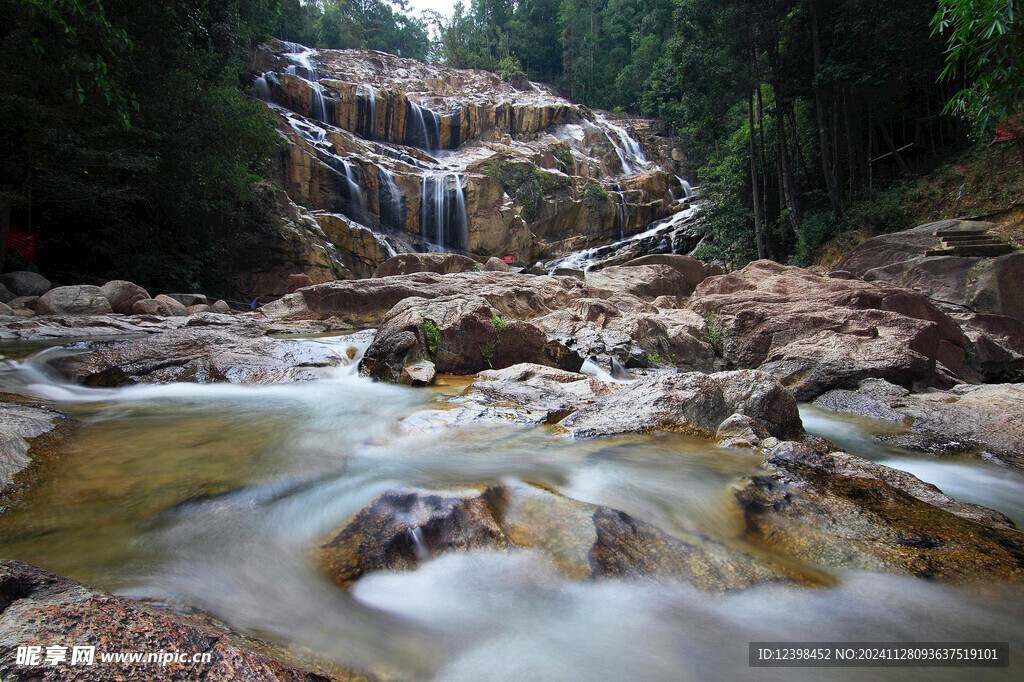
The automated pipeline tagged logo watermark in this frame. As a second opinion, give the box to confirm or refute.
[15,645,212,667]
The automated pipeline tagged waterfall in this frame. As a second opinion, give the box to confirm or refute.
[407,100,441,152]
[595,113,648,175]
[325,156,367,224]
[284,44,329,124]
[611,187,626,240]
[357,84,377,140]
[675,176,694,199]
[378,168,404,231]
[254,72,273,102]
[420,172,467,251]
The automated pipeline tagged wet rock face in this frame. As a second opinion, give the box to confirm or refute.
[49,324,344,386]
[814,379,1024,467]
[691,260,970,400]
[0,398,68,493]
[319,485,807,592]
[0,561,350,681]
[734,441,1024,582]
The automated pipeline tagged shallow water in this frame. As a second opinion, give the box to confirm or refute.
[0,341,1021,679]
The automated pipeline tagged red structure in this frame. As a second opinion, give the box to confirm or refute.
[4,225,35,260]
[994,114,1024,143]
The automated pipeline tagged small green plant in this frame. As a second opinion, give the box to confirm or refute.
[646,351,661,365]
[491,311,507,330]
[552,143,573,169]
[998,368,1024,383]
[584,182,608,203]
[481,339,496,368]
[481,310,507,367]
[423,319,440,355]
[705,311,722,353]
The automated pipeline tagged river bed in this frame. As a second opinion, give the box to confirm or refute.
[1,338,1021,680]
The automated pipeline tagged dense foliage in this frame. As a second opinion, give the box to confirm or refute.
[0,0,282,290]
[276,0,430,60]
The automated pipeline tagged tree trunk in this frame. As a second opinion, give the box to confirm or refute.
[0,197,10,273]
[749,90,767,260]
[808,0,842,218]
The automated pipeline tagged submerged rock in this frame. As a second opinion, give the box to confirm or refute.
[49,325,344,386]
[0,560,356,681]
[814,378,1024,467]
[0,397,68,494]
[319,485,808,592]
[734,440,1024,582]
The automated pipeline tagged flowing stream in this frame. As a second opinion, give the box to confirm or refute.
[0,338,1021,680]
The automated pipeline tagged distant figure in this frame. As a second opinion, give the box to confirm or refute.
[287,273,313,293]
[250,294,263,311]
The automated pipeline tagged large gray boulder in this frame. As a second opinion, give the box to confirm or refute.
[100,279,150,314]
[0,283,13,303]
[34,285,112,315]
[0,271,50,297]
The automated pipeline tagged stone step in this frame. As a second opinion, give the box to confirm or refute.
[941,233,999,243]
[941,238,1005,248]
[926,244,1015,257]
[935,228,988,237]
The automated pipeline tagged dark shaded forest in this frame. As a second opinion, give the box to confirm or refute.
[1,0,1020,291]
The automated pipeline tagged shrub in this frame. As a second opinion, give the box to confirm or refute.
[423,320,440,355]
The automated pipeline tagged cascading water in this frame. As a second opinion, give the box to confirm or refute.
[406,100,441,152]
[420,172,467,251]
[356,84,377,140]
[595,113,648,175]
[284,43,329,124]
[325,156,367,224]
[378,168,404,231]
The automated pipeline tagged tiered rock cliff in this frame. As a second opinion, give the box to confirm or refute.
[242,40,695,292]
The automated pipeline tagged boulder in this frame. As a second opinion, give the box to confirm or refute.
[691,260,970,400]
[734,441,1024,581]
[838,220,1023,321]
[359,295,555,382]
[400,360,436,386]
[0,561,348,681]
[0,302,11,316]
[716,413,772,448]
[287,273,314,291]
[319,485,809,592]
[7,296,38,311]
[0,398,67,492]
[187,304,213,314]
[0,283,12,303]
[49,326,345,386]
[99,280,150,314]
[483,256,511,272]
[154,294,189,316]
[373,253,479,278]
[586,265,690,299]
[558,370,803,440]
[35,286,112,316]
[164,293,208,308]
[814,379,1024,467]
[622,254,707,292]
[0,271,50,297]
[211,299,232,314]
[131,298,185,317]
